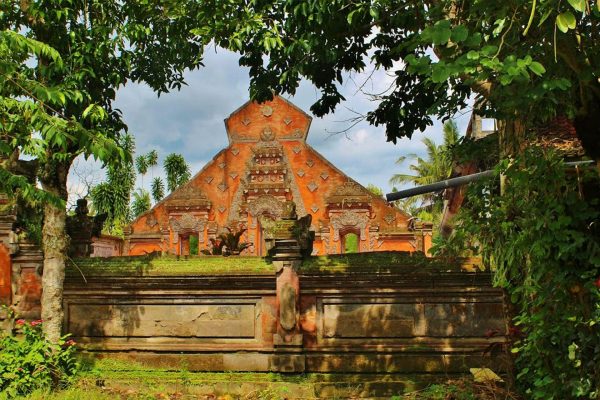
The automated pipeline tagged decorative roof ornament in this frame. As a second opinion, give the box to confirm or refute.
[326,181,371,208]
[260,105,273,117]
[165,184,211,211]
[260,126,276,141]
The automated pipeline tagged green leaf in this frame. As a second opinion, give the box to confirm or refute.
[431,20,452,45]
[431,63,450,83]
[537,8,554,27]
[451,25,468,42]
[529,61,546,76]
[556,12,576,33]
[567,0,586,12]
[466,50,480,60]
[369,7,379,20]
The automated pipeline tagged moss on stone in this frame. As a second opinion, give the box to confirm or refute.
[300,251,472,273]
[66,255,274,277]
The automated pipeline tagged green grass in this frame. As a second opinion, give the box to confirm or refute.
[66,252,480,277]
[300,251,472,274]
[67,255,275,277]
[13,356,506,399]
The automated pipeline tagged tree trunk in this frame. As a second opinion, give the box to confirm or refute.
[40,161,70,343]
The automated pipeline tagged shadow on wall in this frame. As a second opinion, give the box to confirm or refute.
[306,286,509,374]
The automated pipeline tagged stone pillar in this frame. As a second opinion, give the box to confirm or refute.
[271,239,305,372]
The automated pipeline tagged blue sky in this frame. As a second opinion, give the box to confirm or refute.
[67,48,473,206]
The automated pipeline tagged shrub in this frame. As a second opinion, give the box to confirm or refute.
[0,318,79,398]
[449,148,600,399]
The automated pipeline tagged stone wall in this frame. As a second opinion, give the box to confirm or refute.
[0,208,43,321]
[63,253,510,375]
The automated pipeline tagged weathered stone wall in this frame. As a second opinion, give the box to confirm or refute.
[0,209,43,321]
[63,256,509,374]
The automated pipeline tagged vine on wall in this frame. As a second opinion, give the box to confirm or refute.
[437,147,600,399]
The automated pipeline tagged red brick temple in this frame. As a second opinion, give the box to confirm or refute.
[123,96,432,256]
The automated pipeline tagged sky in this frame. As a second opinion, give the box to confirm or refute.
[67,48,474,207]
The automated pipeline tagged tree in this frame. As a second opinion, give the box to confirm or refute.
[195,0,599,159]
[146,150,159,180]
[163,153,191,193]
[365,184,384,198]
[1,0,204,342]
[131,189,151,218]
[151,177,165,203]
[389,121,459,212]
[90,135,136,230]
[135,155,149,187]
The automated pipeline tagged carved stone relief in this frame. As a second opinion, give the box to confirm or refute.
[169,214,207,244]
[260,105,273,117]
[281,151,307,217]
[145,212,158,228]
[330,211,370,242]
[165,184,211,211]
[247,195,284,218]
[384,213,396,225]
[261,126,275,141]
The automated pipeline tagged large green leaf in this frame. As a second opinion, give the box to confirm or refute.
[556,11,576,33]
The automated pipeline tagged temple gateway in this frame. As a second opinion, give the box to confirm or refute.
[124,96,432,256]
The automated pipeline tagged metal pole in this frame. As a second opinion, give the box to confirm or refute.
[385,160,595,202]
[385,170,494,202]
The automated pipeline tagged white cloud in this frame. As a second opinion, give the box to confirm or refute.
[68,48,473,202]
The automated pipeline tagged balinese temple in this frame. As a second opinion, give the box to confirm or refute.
[123,97,432,256]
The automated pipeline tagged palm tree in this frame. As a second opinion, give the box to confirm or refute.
[131,188,151,217]
[389,121,460,214]
[151,177,165,203]
[146,150,158,180]
[90,134,136,231]
[164,153,191,193]
[135,155,148,187]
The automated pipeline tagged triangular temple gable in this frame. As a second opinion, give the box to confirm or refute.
[225,96,312,144]
[124,96,432,256]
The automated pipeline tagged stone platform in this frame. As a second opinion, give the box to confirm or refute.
[63,253,510,376]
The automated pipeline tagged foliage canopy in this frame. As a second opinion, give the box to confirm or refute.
[195,0,599,157]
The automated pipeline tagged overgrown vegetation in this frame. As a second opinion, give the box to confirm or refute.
[438,148,600,399]
[0,315,78,398]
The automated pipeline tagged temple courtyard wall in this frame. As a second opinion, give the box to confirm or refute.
[50,252,510,375]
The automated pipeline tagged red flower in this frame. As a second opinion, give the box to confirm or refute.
[30,319,43,326]
[65,339,76,346]
[595,277,600,289]
[15,319,26,326]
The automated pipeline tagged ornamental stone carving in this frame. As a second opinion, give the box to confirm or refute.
[330,210,370,241]
[260,126,275,141]
[247,195,284,218]
[326,180,372,208]
[165,184,211,211]
[169,214,207,244]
